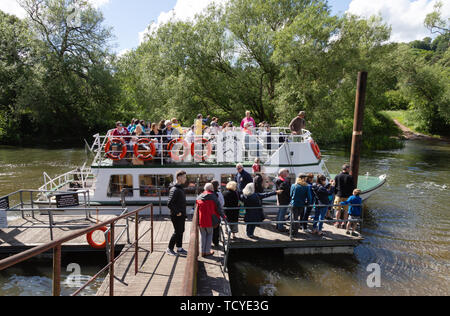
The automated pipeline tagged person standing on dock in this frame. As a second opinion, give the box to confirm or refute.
[275,169,291,232]
[341,189,363,237]
[167,171,188,256]
[334,164,356,229]
[290,173,313,237]
[197,183,225,257]
[241,183,281,239]
[211,180,225,248]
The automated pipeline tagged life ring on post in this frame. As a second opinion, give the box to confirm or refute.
[105,138,127,161]
[191,138,212,162]
[168,138,189,162]
[133,138,157,161]
[86,226,111,249]
[310,140,322,160]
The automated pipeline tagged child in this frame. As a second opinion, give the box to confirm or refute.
[252,158,261,174]
[341,189,363,237]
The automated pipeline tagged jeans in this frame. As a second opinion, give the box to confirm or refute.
[291,206,305,235]
[168,215,185,250]
[313,207,328,232]
[200,227,214,254]
[246,224,256,237]
[277,207,288,230]
[302,206,312,230]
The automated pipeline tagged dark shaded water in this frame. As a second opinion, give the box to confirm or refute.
[1,139,449,296]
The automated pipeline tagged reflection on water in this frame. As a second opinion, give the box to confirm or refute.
[0,254,107,296]
[229,139,450,296]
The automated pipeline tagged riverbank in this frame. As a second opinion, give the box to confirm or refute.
[381,111,449,142]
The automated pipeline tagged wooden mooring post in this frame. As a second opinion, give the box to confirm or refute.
[350,71,368,188]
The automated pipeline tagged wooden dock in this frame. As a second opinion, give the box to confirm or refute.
[0,213,362,296]
[228,215,362,255]
[0,215,127,254]
[95,218,231,296]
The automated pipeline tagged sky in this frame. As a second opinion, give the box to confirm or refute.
[1,0,448,54]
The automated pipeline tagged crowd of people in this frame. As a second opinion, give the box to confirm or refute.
[166,163,363,258]
[108,110,309,161]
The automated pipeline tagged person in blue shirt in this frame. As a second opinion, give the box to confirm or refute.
[312,175,335,236]
[290,173,313,237]
[341,189,363,237]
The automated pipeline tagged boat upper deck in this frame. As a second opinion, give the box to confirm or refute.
[90,127,322,169]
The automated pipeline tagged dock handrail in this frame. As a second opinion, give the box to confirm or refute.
[0,204,154,296]
[182,205,199,296]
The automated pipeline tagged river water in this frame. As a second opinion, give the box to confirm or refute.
[0,139,449,296]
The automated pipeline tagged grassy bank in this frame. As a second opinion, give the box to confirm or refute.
[381,110,446,139]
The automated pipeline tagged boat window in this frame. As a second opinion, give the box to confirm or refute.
[139,175,174,197]
[185,174,215,196]
[107,175,133,197]
[221,174,236,188]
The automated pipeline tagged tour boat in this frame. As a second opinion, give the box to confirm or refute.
[36,127,386,214]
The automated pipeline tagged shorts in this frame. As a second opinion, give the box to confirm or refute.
[349,215,361,221]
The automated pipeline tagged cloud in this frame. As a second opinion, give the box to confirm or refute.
[347,0,450,42]
[139,0,228,44]
[0,0,110,19]
[0,0,27,18]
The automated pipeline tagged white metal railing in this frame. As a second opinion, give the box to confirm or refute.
[39,167,95,193]
[90,128,315,167]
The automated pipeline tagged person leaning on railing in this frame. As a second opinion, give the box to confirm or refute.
[241,183,282,239]
[289,111,306,136]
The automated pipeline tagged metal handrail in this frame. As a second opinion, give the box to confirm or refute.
[90,128,315,167]
[220,203,364,272]
[182,205,199,296]
[0,204,154,296]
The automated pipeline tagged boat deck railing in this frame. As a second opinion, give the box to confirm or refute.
[90,127,314,167]
[39,167,95,193]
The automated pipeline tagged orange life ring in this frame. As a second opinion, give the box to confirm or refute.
[86,226,111,249]
[105,138,127,161]
[168,138,189,162]
[310,140,322,160]
[133,138,157,161]
[191,138,212,162]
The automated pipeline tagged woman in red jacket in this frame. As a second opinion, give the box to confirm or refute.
[196,183,225,257]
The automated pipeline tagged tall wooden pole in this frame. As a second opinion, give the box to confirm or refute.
[350,71,368,188]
